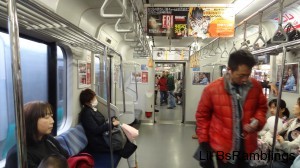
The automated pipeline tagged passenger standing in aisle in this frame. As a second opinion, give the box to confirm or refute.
[195,49,267,168]
[166,71,176,109]
[157,71,168,105]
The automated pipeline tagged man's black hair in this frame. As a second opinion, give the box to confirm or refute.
[228,49,256,71]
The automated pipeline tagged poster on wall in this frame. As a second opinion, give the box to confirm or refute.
[192,72,210,85]
[142,72,148,84]
[147,6,234,38]
[78,60,91,88]
[141,64,148,71]
[131,72,142,83]
[277,63,298,93]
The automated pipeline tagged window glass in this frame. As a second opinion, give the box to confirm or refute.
[0,32,48,162]
[94,54,107,100]
[57,47,67,129]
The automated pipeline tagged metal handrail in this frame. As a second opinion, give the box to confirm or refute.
[100,0,126,18]
[215,38,222,54]
[115,9,134,33]
[240,21,249,49]
[271,0,288,44]
[253,12,267,50]
[221,38,229,58]
[270,46,286,168]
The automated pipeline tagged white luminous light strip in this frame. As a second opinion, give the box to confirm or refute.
[233,0,256,14]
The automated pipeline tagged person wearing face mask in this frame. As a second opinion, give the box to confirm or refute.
[79,89,138,168]
[79,89,120,153]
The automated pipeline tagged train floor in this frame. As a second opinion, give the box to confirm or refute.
[117,123,199,168]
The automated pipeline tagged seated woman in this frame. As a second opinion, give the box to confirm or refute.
[79,89,137,168]
[5,101,69,168]
[272,97,300,168]
[260,99,290,139]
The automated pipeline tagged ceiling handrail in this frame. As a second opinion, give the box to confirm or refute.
[271,0,288,44]
[240,21,250,49]
[115,8,134,33]
[208,42,216,57]
[229,40,237,54]
[215,38,222,54]
[100,0,126,18]
[253,12,267,50]
[124,32,138,42]
[221,38,229,58]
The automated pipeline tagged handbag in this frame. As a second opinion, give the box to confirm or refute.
[267,23,300,46]
[121,123,139,141]
[118,140,137,159]
[103,126,127,151]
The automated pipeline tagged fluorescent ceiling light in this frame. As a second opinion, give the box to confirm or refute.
[233,0,255,15]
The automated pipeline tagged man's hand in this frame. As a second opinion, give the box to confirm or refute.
[269,83,278,96]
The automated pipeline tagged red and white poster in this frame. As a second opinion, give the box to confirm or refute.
[142,72,148,84]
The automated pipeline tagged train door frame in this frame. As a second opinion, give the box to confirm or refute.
[154,61,186,124]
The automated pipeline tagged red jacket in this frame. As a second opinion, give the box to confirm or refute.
[195,76,267,157]
[158,77,168,91]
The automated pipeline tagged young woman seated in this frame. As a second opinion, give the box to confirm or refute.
[5,101,69,168]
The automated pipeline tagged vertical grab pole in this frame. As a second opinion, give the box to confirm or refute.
[114,54,126,113]
[7,0,27,167]
[270,46,286,168]
[103,47,114,168]
[134,64,138,101]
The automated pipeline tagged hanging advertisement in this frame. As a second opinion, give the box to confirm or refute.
[78,60,91,88]
[152,47,189,60]
[147,6,234,38]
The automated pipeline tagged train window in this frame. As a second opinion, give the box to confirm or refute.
[0,32,48,162]
[94,54,107,100]
[57,46,67,129]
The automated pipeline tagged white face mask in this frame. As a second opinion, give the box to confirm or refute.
[91,99,98,108]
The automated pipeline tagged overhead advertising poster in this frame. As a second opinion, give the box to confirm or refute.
[152,47,189,60]
[188,7,234,38]
[147,7,189,38]
[147,6,234,38]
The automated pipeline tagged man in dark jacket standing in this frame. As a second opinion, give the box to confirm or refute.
[195,50,267,168]
[166,71,176,109]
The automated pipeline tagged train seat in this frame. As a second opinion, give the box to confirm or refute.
[56,124,121,167]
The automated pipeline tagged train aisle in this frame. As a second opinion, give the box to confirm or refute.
[117,123,199,168]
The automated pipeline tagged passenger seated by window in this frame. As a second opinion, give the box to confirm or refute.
[5,101,69,168]
[38,154,68,168]
[79,89,137,168]
[271,97,300,168]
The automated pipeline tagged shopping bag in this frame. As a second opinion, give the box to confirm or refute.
[121,123,139,141]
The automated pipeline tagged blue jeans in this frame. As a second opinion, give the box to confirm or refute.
[168,90,175,108]
[160,91,167,104]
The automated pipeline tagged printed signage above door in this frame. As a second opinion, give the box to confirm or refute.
[147,6,235,39]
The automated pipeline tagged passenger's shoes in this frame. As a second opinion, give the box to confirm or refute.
[192,134,198,139]
[155,109,159,112]
[167,107,173,109]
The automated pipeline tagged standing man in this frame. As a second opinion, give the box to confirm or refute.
[166,71,176,109]
[195,50,267,167]
[157,71,168,106]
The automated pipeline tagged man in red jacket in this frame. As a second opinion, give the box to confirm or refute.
[195,50,267,167]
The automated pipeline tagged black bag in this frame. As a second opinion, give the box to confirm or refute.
[267,23,300,46]
[103,126,127,151]
[118,140,137,158]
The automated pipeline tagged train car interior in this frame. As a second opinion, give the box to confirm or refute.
[1,0,300,167]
